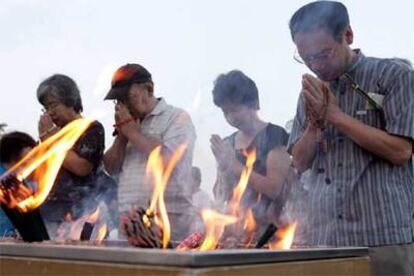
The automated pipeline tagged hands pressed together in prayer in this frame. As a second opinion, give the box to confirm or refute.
[38,113,59,141]
[114,102,139,139]
[301,74,340,128]
[210,134,239,173]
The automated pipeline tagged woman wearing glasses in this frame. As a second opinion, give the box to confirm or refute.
[36,74,107,238]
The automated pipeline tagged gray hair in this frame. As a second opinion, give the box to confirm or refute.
[36,74,83,113]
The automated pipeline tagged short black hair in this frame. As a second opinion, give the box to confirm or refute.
[212,70,259,110]
[37,74,83,113]
[0,132,37,164]
[289,1,350,42]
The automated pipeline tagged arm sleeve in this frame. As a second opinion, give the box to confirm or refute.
[383,69,414,142]
[73,121,105,170]
[287,94,307,154]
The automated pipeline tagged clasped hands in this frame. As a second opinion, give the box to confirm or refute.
[302,74,340,128]
[210,134,239,173]
[114,103,139,138]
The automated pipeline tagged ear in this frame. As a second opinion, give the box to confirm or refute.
[146,82,154,96]
[344,25,354,45]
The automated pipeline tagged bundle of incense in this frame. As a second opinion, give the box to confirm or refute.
[120,207,170,248]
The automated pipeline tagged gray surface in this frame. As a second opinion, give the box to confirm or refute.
[0,241,369,268]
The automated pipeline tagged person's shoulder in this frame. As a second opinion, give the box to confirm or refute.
[268,123,288,137]
[267,123,289,146]
[163,101,194,124]
[364,55,413,76]
[81,120,105,139]
[88,120,105,133]
[90,120,104,129]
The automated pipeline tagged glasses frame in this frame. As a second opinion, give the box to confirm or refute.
[293,48,335,65]
[41,101,61,113]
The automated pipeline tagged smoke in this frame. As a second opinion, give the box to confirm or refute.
[46,168,118,241]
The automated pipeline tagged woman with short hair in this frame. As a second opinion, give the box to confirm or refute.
[36,74,106,238]
[211,70,297,234]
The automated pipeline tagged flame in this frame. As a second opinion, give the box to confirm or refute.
[269,221,298,250]
[196,150,257,250]
[0,118,93,212]
[85,207,100,224]
[243,208,256,233]
[145,144,187,249]
[199,209,238,251]
[228,149,256,216]
[66,207,102,240]
[95,223,107,244]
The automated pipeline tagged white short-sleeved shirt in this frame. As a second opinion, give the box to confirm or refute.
[118,98,196,215]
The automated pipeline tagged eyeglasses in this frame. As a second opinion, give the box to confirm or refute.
[293,48,335,65]
[41,101,61,113]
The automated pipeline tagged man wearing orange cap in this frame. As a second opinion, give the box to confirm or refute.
[103,64,197,242]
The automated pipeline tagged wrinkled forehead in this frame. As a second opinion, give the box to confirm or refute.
[294,29,338,54]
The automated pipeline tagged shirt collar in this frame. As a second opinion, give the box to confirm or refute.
[345,49,365,73]
[147,97,168,117]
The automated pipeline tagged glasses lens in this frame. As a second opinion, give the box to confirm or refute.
[293,49,304,64]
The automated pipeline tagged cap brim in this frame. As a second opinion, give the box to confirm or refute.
[104,86,129,100]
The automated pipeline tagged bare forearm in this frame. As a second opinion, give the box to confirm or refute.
[331,111,412,165]
[291,125,317,172]
[126,131,163,156]
[104,136,127,175]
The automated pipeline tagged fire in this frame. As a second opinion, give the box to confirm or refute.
[228,149,257,216]
[95,223,107,244]
[0,118,94,212]
[269,221,298,250]
[57,203,109,242]
[195,149,257,250]
[66,208,100,240]
[85,207,100,224]
[198,209,238,251]
[145,144,187,249]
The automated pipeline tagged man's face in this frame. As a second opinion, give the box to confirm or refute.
[124,83,152,119]
[294,29,350,81]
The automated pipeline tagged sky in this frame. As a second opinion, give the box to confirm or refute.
[1,0,413,195]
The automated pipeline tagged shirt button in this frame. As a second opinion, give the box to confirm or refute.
[325,178,331,185]
[338,163,343,168]
[317,168,325,174]
[338,214,343,220]
[338,188,342,192]
[338,138,344,143]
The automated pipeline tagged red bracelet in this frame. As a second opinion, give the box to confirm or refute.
[113,117,135,129]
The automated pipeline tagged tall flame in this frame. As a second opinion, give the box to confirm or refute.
[0,118,93,212]
[145,144,187,249]
[228,149,257,216]
[196,149,257,250]
[269,221,298,250]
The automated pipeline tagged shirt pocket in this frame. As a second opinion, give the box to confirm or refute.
[354,109,383,128]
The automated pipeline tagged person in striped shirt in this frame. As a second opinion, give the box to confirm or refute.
[287,1,413,275]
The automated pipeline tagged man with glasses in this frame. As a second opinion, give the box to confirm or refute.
[103,63,197,243]
[287,1,413,274]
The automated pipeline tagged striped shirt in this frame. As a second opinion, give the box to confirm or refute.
[118,98,196,215]
[288,50,414,247]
